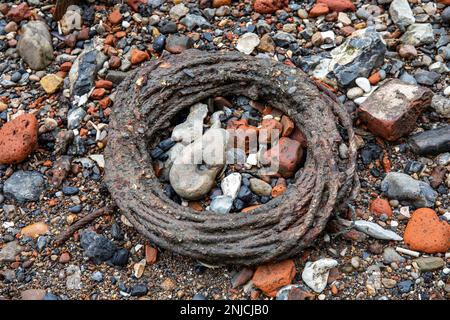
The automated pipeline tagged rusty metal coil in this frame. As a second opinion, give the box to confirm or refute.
[104,49,359,265]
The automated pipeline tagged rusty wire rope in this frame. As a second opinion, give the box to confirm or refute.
[105,50,359,265]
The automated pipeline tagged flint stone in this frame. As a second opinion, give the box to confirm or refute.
[414,69,440,86]
[69,48,107,97]
[3,171,45,202]
[358,79,433,141]
[80,230,117,264]
[209,195,233,214]
[329,27,386,86]
[353,220,403,240]
[409,126,450,155]
[381,172,437,207]
[221,173,242,200]
[400,24,434,47]
[17,21,53,70]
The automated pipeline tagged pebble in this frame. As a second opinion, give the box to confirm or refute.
[79,230,117,264]
[355,77,371,93]
[381,172,437,208]
[302,258,338,293]
[347,87,364,99]
[236,32,260,55]
[17,21,53,70]
[3,170,45,202]
[209,195,233,214]
[221,173,242,200]
[0,241,22,263]
[382,247,406,264]
[66,265,82,290]
[91,271,103,282]
[249,178,272,197]
[414,257,445,272]
[389,0,415,29]
[409,126,450,156]
[401,23,434,47]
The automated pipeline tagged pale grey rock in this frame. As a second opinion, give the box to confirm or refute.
[171,103,208,145]
[401,24,434,46]
[66,265,82,290]
[60,5,83,35]
[381,172,437,207]
[389,0,415,29]
[170,127,228,200]
[209,195,233,214]
[431,95,450,118]
[17,21,53,70]
[383,247,406,264]
[221,173,242,200]
[302,258,338,293]
[414,257,445,272]
[169,3,189,20]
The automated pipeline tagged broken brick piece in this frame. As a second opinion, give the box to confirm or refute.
[358,79,433,141]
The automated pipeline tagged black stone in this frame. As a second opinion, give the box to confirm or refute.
[150,147,164,159]
[409,126,450,155]
[233,198,246,211]
[237,185,253,203]
[153,35,166,53]
[111,222,124,241]
[80,230,117,264]
[69,205,82,213]
[111,248,130,266]
[130,284,148,297]
[404,160,424,174]
[159,20,177,34]
[62,186,79,196]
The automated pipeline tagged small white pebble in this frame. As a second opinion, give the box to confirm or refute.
[318,294,326,300]
[444,86,450,96]
[354,96,367,105]
[355,77,371,93]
